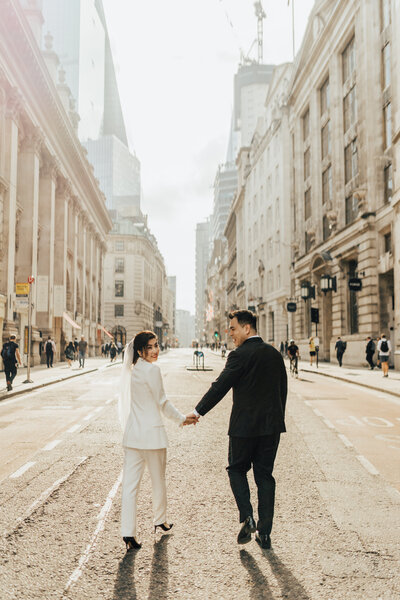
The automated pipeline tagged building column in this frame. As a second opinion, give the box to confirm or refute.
[53,179,70,355]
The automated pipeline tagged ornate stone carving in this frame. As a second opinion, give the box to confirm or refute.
[353,188,367,214]
[56,177,72,199]
[20,125,44,154]
[307,227,316,247]
[292,241,300,259]
[326,210,338,232]
[40,155,59,180]
[5,87,22,122]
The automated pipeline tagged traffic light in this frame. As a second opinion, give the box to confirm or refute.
[214,331,219,339]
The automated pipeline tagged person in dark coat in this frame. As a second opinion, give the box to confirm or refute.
[186,309,287,549]
[335,337,347,367]
[365,337,375,370]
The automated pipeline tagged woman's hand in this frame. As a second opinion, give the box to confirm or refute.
[183,413,199,426]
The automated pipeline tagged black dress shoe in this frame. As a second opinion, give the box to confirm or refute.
[255,531,271,549]
[237,516,256,544]
[123,536,142,551]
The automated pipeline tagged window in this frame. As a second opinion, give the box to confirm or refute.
[342,37,356,83]
[382,43,391,89]
[303,109,310,140]
[320,78,330,115]
[322,166,332,205]
[384,232,392,253]
[381,0,391,30]
[115,280,124,297]
[304,148,310,180]
[384,164,393,203]
[344,139,358,183]
[343,87,357,132]
[323,215,330,241]
[383,102,392,149]
[114,304,124,317]
[345,195,358,224]
[115,240,124,252]
[305,231,313,253]
[348,260,359,334]
[321,120,331,159]
[115,258,124,273]
[304,188,311,220]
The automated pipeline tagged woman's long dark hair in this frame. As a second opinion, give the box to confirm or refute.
[133,331,157,364]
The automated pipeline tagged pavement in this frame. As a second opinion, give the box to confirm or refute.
[0,348,399,599]
[0,355,122,400]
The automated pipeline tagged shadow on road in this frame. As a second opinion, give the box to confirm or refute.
[266,549,311,600]
[240,549,274,598]
[112,549,138,600]
[148,534,170,600]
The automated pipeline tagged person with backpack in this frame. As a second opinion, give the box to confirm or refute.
[45,336,55,368]
[335,337,347,367]
[1,335,22,391]
[377,334,391,377]
[365,336,375,370]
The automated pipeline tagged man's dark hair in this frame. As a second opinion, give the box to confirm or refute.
[229,309,257,331]
[10,335,16,340]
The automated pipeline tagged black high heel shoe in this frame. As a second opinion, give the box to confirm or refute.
[123,536,142,551]
[154,522,173,534]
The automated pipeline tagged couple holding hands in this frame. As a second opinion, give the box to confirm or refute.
[118,309,287,551]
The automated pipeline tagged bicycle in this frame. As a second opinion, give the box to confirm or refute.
[289,355,298,378]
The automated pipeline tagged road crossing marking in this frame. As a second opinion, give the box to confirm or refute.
[83,412,94,421]
[338,434,353,448]
[42,439,61,451]
[64,471,122,593]
[304,400,312,407]
[323,418,335,430]
[357,455,379,475]
[9,461,36,479]
[67,424,81,433]
[313,408,323,417]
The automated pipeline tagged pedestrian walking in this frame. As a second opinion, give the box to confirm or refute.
[335,336,347,367]
[65,341,75,367]
[187,309,287,549]
[73,337,79,361]
[110,342,117,362]
[309,336,316,366]
[78,336,87,368]
[365,336,375,370]
[279,341,285,356]
[118,331,197,551]
[1,334,22,391]
[45,336,54,368]
[377,334,391,377]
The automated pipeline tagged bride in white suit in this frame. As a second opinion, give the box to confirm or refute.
[119,330,197,551]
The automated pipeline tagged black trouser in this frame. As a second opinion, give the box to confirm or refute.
[46,351,53,367]
[4,362,17,385]
[226,433,280,535]
[337,351,344,366]
[366,353,374,368]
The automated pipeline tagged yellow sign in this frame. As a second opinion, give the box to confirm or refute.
[16,283,30,295]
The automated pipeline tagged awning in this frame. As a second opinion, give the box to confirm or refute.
[63,312,81,329]
[101,326,114,339]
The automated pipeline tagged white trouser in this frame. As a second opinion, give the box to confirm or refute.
[121,447,167,537]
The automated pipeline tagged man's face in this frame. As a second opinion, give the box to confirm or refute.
[229,317,250,347]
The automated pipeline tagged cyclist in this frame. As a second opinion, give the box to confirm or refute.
[287,339,299,376]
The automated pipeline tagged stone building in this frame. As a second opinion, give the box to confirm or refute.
[0,0,111,363]
[204,238,228,346]
[103,213,170,346]
[289,0,399,367]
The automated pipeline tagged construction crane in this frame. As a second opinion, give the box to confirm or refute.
[254,1,266,64]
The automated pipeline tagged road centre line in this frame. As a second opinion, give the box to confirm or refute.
[42,439,62,451]
[357,455,379,475]
[67,424,81,434]
[304,400,312,407]
[5,457,89,538]
[323,418,335,430]
[64,471,122,593]
[83,412,94,421]
[313,408,323,417]
[10,461,36,479]
[338,434,353,448]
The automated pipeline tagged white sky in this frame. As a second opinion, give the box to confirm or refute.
[102,0,315,314]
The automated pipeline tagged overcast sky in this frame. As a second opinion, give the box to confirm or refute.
[102,0,315,313]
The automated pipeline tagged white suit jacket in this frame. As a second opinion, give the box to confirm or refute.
[122,358,185,449]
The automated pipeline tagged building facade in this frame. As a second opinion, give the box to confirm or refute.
[195,219,211,340]
[289,0,399,367]
[176,309,195,348]
[0,0,111,362]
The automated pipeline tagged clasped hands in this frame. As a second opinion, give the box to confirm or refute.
[183,412,199,426]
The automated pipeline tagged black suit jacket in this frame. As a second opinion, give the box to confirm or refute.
[195,337,287,437]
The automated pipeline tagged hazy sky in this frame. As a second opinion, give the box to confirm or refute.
[102,0,315,313]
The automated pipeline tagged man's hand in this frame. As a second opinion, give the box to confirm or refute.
[183,412,199,426]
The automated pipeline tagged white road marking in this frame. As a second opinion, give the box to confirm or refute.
[10,461,36,479]
[41,405,72,410]
[338,433,353,448]
[94,407,103,413]
[313,408,323,417]
[323,418,335,430]
[357,455,379,475]
[105,398,113,405]
[42,439,61,451]
[64,471,122,592]
[5,457,88,537]
[385,486,400,502]
[67,424,81,434]
[83,412,94,421]
[304,400,312,407]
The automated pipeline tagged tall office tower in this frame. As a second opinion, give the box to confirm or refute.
[195,220,211,340]
[212,162,238,242]
[42,0,141,211]
[176,310,195,348]
[167,276,177,337]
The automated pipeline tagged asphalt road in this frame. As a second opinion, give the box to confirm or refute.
[0,348,399,599]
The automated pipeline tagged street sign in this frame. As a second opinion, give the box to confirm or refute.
[16,283,30,295]
[15,297,29,309]
[311,307,319,323]
[286,302,297,313]
[348,278,362,291]
[28,276,35,284]
[155,320,163,327]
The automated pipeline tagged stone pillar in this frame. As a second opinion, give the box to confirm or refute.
[54,179,70,357]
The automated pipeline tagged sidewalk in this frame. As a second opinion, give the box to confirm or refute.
[297,358,400,398]
[0,355,122,401]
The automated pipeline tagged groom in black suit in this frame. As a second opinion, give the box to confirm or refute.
[189,309,287,548]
